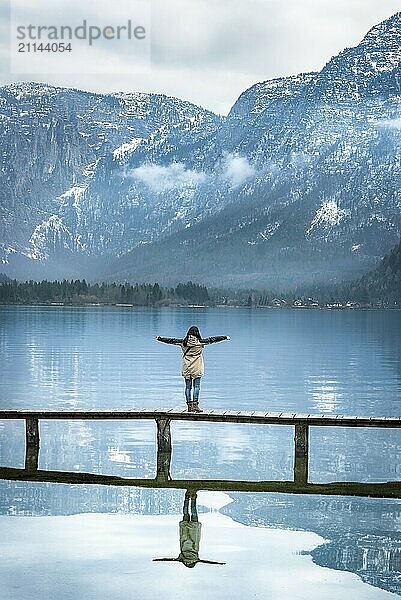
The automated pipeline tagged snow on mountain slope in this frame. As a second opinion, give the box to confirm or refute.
[0,83,221,265]
[1,12,401,287]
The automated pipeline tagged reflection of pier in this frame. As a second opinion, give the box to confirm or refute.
[0,409,400,495]
[0,466,399,498]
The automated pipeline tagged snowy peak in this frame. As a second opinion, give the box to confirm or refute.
[362,11,401,47]
[3,81,59,99]
[229,72,317,118]
[2,82,220,132]
[306,12,401,101]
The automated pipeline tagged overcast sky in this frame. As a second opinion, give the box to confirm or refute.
[1,0,400,114]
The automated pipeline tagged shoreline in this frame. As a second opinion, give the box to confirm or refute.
[1,302,400,311]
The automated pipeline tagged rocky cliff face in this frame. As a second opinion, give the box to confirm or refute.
[0,82,221,269]
[2,13,401,287]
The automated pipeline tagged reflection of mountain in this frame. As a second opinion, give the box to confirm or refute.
[223,493,401,595]
[0,480,184,516]
[223,493,401,540]
[1,478,400,595]
[311,534,401,596]
[2,511,380,600]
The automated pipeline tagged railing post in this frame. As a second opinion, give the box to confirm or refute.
[25,418,40,471]
[156,418,172,482]
[294,422,309,485]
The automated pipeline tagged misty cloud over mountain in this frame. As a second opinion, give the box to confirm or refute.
[126,153,255,193]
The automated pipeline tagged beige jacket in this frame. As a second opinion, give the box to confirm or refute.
[157,334,228,379]
[181,334,205,378]
[178,520,201,563]
[153,518,225,565]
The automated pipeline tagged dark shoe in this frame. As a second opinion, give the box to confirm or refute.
[187,402,195,412]
[192,403,203,413]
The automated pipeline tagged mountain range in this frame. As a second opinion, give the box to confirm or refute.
[1,12,401,289]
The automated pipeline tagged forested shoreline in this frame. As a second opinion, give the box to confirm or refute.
[0,279,210,307]
[0,276,399,309]
[1,239,400,308]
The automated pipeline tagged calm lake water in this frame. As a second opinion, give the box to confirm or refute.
[0,306,400,599]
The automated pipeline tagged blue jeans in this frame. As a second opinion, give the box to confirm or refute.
[185,377,201,402]
[183,491,198,522]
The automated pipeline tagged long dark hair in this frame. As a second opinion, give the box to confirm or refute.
[183,326,202,346]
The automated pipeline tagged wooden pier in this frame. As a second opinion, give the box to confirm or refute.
[0,409,400,494]
[0,466,399,499]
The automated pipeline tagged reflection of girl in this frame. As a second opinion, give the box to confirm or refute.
[156,326,230,412]
[153,491,225,568]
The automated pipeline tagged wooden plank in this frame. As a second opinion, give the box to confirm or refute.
[316,414,337,420]
[0,410,400,427]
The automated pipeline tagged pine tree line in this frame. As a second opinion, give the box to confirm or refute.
[0,279,210,306]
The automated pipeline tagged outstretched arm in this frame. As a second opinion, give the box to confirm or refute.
[198,559,226,565]
[201,336,230,345]
[153,557,225,565]
[156,336,183,345]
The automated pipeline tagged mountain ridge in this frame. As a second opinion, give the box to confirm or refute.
[1,12,401,287]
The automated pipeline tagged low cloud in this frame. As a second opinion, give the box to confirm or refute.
[220,153,255,188]
[127,153,255,192]
[129,162,207,192]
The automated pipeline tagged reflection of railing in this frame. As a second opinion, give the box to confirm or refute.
[0,466,400,498]
[0,409,400,491]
